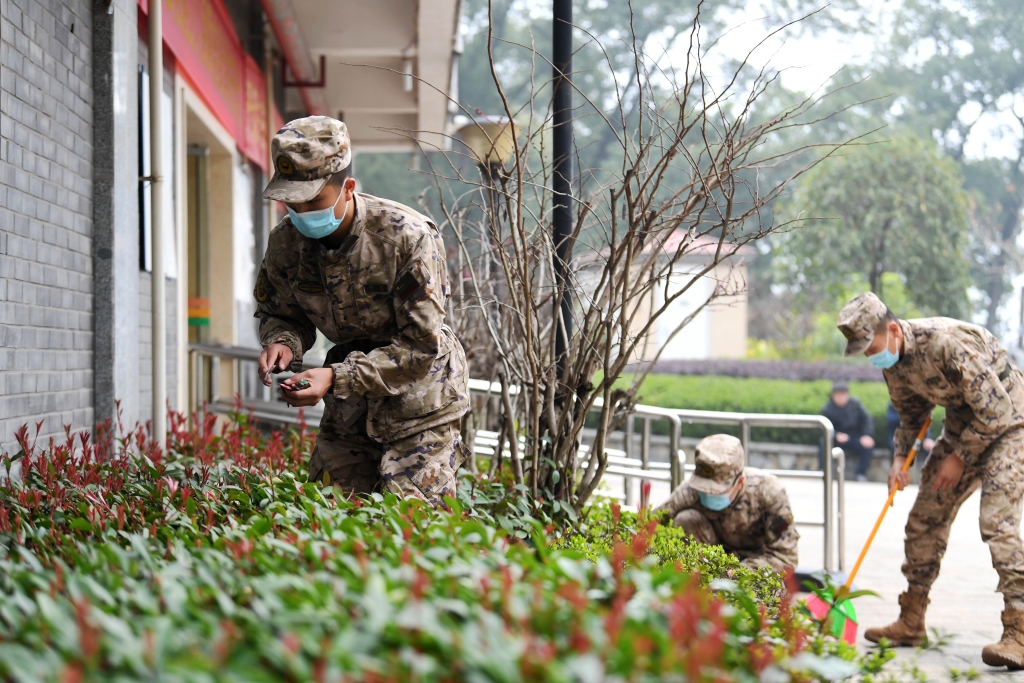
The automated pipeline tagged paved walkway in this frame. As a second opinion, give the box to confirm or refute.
[633,476,1024,681]
[792,479,1022,681]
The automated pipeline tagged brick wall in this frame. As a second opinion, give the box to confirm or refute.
[0,0,93,451]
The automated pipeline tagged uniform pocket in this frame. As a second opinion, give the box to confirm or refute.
[388,352,459,422]
[378,327,469,442]
[355,296,393,337]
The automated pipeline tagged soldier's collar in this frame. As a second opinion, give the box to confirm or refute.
[898,319,916,357]
[348,193,368,241]
[315,194,365,257]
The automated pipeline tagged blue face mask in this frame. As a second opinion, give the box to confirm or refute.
[698,491,733,511]
[868,329,899,370]
[287,189,345,240]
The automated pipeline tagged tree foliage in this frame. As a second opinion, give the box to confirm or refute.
[457,0,749,176]
[775,0,1024,330]
[879,0,1024,328]
[775,136,972,319]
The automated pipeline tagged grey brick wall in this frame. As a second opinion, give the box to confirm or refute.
[0,0,93,452]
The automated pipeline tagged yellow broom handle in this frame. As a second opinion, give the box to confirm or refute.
[843,416,932,590]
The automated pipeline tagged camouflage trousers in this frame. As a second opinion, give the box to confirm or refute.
[307,392,469,507]
[675,508,720,546]
[673,508,788,573]
[903,430,1024,609]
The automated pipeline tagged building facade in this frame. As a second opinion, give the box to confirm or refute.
[0,0,461,450]
[648,259,749,361]
[2,0,95,443]
[574,236,750,365]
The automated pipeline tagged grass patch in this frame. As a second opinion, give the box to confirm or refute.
[619,374,943,446]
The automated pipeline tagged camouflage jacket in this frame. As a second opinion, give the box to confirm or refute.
[653,468,799,571]
[254,192,469,441]
[885,318,1024,466]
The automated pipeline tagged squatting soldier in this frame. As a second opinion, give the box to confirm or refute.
[839,292,1024,668]
[654,434,799,572]
[255,116,470,505]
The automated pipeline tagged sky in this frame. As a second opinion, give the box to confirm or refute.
[713,3,876,95]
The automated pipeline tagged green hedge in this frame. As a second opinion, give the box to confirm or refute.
[0,412,870,681]
[622,374,943,447]
[563,506,784,606]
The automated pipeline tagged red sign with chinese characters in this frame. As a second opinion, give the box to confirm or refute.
[139,0,277,172]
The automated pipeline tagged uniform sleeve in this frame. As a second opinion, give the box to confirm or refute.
[254,249,317,371]
[890,380,936,459]
[741,482,798,572]
[653,483,699,519]
[331,227,449,399]
[946,337,1015,466]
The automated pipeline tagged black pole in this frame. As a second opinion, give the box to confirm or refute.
[552,0,573,374]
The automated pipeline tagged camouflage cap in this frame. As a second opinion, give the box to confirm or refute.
[262,116,352,203]
[688,434,744,495]
[837,292,888,356]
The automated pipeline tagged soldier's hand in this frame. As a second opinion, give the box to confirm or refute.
[280,368,333,407]
[933,453,965,492]
[259,344,294,386]
[888,457,911,500]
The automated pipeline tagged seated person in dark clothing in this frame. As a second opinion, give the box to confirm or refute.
[821,381,876,481]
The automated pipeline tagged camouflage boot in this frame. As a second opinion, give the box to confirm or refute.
[981,609,1024,670]
[863,592,929,647]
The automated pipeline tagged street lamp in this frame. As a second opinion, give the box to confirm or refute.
[457,115,520,167]
[457,116,520,214]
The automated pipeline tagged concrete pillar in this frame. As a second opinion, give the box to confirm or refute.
[92,0,140,430]
[207,149,236,398]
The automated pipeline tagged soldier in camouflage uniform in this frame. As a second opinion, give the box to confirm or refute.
[653,434,799,573]
[255,116,470,506]
[839,292,1024,668]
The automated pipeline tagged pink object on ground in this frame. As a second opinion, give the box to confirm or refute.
[804,592,858,645]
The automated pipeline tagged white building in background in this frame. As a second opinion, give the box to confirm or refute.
[644,237,749,361]
[578,235,749,363]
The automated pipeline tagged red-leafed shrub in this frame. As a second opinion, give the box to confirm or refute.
[0,406,870,682]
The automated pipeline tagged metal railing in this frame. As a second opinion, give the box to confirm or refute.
[465,385,686,500]
[189,342,325,423]
[188,343,844,571]
[665,409,843,572]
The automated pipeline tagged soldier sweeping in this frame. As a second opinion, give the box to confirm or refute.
[255,116,470,506]
[838,292,1024,669]
[654,434,799,572]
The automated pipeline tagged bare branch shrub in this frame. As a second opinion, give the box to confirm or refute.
[422,6,861,512]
